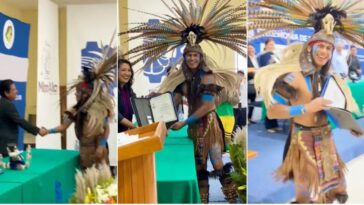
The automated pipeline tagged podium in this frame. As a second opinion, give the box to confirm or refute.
[118,122,167,203]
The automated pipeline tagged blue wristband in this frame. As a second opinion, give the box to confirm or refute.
[48,128,58,134]
[184,115,198,125]
[99,138,107,147]
[289,105,305,116]
[202,94,214,102]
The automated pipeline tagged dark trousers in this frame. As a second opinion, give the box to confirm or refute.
[265,117,278,129]
[234,107,247,128]
[248,85,256,120]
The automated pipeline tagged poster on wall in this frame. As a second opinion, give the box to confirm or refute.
[67,3,117,166]
[0,12,30,150]
[36,0,61,148]
[249,28,364,73]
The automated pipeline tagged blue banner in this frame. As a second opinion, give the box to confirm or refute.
[250,28,364,75]
[0,12,30,58]
[0,12,30,150]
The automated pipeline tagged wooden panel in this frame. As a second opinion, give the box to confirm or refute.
[118,122,165,203]
[143,153,157,202]
[118,122,167,161]
[118,160,133,203]
[132,156,145,203]
[119,136,161,161]
[118,161,124,203]
[118,154,158,203]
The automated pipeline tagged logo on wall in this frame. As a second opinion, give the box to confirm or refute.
[38,42,58,94]
[3,19,15,49]
[143,19,184,83]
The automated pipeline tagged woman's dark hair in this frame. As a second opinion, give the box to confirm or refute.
[237,70,245,76]
[118,59,134,90]
[0,79,14,98]
[264,38,274,45]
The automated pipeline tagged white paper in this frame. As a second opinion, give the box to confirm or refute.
[117,133,139,147]
[150,93,177,123]
[321,77,345,109]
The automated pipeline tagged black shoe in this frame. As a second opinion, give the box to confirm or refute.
[336,193,348,204]
[248,120,256,124]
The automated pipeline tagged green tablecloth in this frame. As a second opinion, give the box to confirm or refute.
[348,80,364,117]
[0,183,21,203]
[156,127,201,203]
[0,149,79,203]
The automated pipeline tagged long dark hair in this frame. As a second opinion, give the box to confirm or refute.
[118,59,134,91]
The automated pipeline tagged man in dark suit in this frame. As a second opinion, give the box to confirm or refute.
[0,79,47,156]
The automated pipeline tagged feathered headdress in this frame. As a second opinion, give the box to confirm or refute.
[119,0,246,106]
[120,0,247,68]
[68,37,117,133]
[248,0,363,47]
[251,0,362,113]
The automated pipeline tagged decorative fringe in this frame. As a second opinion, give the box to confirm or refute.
[275,141,321,196]
[275,127,346,200]
[188,112,224,166]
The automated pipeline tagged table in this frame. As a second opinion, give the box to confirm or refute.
[155,127,201,203]
[0,149,79,203]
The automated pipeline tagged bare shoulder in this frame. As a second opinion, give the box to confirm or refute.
[281,71,303,89]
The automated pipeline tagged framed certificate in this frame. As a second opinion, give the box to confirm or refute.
[131,92,178,128]
[321,76,364,134]
[321,76,346,109]
[326,107,364,134]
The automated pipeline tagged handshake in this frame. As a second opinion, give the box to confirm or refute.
[38,127,49,137]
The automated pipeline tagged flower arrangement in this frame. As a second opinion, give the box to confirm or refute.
[229,127,247,203]
[70,163,116,203]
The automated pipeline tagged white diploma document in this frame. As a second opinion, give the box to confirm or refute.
[150,92,178,123]
[321,76,364,134]
[117,133,139,147]
[321,77,345,109]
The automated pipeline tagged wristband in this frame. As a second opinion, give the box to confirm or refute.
[184,115,198,125]
[99,138,107,147]
[289,105,306,116]
[48,128,58,134]
[201,94,214,102]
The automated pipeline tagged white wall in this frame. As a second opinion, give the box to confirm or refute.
[66,3,117,165]
[36,0,61,148]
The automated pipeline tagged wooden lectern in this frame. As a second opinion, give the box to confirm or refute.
[118,122,167,203]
